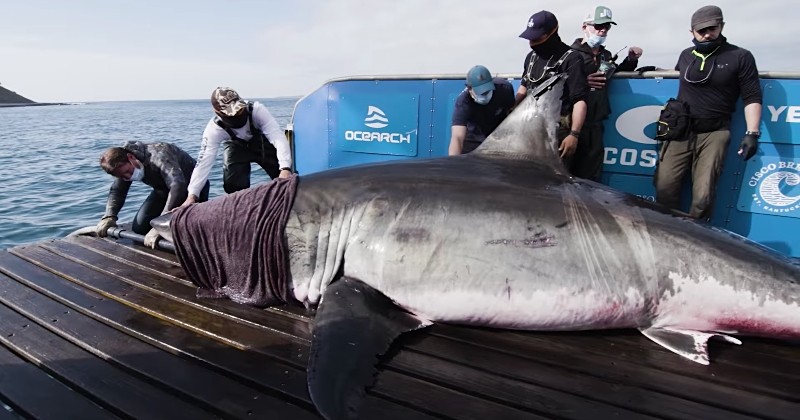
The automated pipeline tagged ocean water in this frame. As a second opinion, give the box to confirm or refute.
[0,98,298,250]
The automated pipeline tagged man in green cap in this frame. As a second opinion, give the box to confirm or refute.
[569,5,643,181]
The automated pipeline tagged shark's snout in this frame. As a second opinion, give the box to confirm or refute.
[150,213,174,243]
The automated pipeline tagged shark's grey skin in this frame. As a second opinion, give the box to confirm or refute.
[150,213,173,243]
[153,78,800,420]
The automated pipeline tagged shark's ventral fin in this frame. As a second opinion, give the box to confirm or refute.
[308,277,432,420]
[640,326,742,365]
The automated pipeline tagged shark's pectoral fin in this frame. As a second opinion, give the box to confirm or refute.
[308,277,432,420]
[640,326,742,365]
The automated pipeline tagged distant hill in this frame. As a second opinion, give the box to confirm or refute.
[0,85,35,104]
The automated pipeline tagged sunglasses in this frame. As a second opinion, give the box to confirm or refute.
[588,23,612,31]
[696,25,719,35]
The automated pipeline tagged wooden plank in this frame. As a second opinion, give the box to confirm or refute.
[50,237,314,337]
[0,406,23,420]
[0,303,217,419]
[596,333,800,393]
[9,244,308,351]
[0,271,318,420]
[65,236,188,284]
[24,242,797,418]
[415,326,797,419]
[473,329,799,401]
[49,242,667,417]
[0,251,433,419]
[4,246,579,418]
[8,241,799,419]
[602,331,800,374]
[386,349,659,419]
[0,251,314,404]
[0,342,117,420]
[400,333,755,420]
[374,371,547,420]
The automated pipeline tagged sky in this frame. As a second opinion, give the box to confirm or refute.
[1,0,798,102]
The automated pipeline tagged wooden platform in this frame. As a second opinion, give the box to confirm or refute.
[0,235,797,419]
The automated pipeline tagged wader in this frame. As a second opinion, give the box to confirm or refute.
[217,103,281,194]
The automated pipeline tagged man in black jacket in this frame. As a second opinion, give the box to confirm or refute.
[654,5,762,220]
[569,6,643,181]
[517,10,588,168]
[96,141,209,248]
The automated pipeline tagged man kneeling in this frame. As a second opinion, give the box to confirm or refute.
[96,141,209,248]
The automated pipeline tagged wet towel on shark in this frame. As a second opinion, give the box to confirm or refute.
[171,175,298,307]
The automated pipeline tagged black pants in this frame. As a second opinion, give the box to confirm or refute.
[132,182,210,235]
[558,123,605,181]
[222,136,280,194]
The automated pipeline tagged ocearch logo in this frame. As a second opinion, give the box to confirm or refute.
[749,161,800,214]
[364,106,388,128]
[605,105,661,168]
[344,105,412,144]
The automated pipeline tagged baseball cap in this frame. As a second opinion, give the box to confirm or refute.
[466,65,495,95]
[583,6,617,25]
[519,10,558,41]
[691,5,723,31]
[211,87,247,117]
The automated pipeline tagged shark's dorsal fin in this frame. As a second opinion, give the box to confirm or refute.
[472,75,567,172]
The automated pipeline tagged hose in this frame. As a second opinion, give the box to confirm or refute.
[66,225,175,253]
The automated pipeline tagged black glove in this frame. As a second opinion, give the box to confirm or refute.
[738,134,759,161]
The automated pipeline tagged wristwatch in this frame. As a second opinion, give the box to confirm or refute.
[745,131,761,139]
[280,167,292,171]
[569,130,581,138]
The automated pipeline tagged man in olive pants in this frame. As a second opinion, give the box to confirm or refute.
[654,5,761,220]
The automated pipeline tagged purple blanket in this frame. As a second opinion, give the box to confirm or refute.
[171,175,298,307]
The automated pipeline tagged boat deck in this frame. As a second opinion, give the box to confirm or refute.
[0,234,797,419]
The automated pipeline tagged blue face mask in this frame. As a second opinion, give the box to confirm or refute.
[128,166,144,182]
[471,90,493,105]
[586,34,607,48]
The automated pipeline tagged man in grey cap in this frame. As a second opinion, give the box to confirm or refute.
[654,5,762,220]
[449,65,515,155]
[182,87,293,206]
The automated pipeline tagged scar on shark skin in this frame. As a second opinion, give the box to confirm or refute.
[393,228,431,243]
[485,232,557,248]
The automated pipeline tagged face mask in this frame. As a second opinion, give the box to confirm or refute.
[220,112,248,128]
[530,32,562,58]
[692,37,721,54]
[586,34,607,48]
[471,90,493,105]
[128,166,144,182]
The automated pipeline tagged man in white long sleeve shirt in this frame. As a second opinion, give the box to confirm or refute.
[183,87,292,205]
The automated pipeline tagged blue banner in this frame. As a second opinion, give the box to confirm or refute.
[336,93,419,156]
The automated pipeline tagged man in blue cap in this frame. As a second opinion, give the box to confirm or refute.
[449,65,515,155]
[516,10,588,166]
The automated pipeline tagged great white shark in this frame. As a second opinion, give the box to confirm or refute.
[151,76,800,420]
